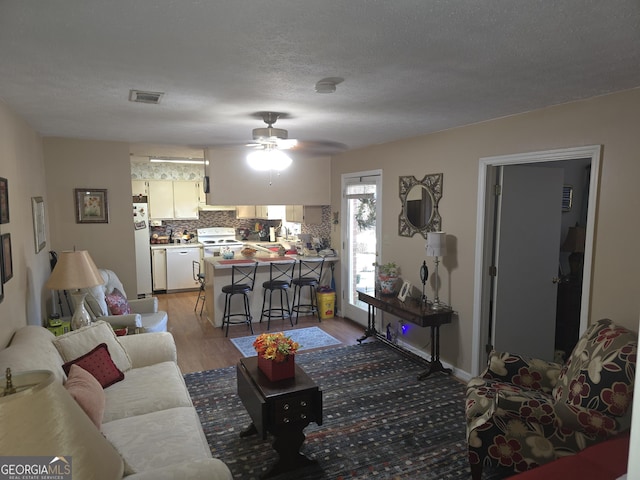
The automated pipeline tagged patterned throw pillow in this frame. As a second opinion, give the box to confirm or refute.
[105,288,131,315]
[62,343,125,388]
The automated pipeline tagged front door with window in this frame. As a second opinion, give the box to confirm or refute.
[341,171,382,325]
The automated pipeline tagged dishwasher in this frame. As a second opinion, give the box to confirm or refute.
[166,247,201,290]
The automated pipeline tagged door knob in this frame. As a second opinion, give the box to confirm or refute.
[552,277,561,284]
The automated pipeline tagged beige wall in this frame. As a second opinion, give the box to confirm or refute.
[43,138,136,296]
[0,101,50,347]
[205,147,331,205]
[331,87,640,375]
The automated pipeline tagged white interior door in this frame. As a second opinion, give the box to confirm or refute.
[492,165,563,361]
[341,171,382,325]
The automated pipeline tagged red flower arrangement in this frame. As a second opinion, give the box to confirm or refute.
[253,332,300,363]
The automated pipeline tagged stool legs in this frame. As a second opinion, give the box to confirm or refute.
[260,287,293,330]
[221,292,254,337]
[291,283,320,323]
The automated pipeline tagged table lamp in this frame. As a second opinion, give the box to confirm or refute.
[0,369,123,479]
[561,224,586,277]
[45,250,104,330]
[426,232,447,310]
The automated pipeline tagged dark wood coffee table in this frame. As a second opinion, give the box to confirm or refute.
[236,357,322,478]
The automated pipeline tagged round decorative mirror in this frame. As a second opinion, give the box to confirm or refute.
[398,174,442,238]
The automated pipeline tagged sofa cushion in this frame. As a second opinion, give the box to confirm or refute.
[0,326,67,383]
[102,407,212,474]
[102,361,193,423]
[64,364,106,428]
[553,318,637,417]
[53,320,132,372]
[63,343,125,388]
[105,288,132,315]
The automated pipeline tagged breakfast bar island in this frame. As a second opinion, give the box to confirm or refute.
[203,254,338,330]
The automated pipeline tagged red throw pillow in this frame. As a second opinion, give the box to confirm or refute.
[62,343,125,388]
[105,288,132,315]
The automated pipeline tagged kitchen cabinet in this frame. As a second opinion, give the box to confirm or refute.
[147,180,199,219]
[173,181,199,219]
[131,180,148,196]
[286,205,323,224]
[151,248,167,291]
[237,205,285,220]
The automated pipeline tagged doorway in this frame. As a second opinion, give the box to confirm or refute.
[341,170,382,326]
[471,146,601,375]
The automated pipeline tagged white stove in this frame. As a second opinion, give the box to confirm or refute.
[197,227,244,257]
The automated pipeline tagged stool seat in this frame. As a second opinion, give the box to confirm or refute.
[221,263,258,337]
[262,280,291,289]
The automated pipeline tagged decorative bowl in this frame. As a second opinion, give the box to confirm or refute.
[240,247,257,258]
[222,251,235,259]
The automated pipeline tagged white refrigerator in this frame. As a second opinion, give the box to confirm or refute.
[133,198,152,296]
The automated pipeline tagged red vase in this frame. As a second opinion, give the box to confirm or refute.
[257,355,295,381]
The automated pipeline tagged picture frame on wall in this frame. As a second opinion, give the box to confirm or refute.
[0,177,9,224]
[1,233,12,283]
[32,196,46,253]
[75,188,109,224]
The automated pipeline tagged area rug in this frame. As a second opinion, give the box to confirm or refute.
[184,341,475,479]
[229,326,341,357]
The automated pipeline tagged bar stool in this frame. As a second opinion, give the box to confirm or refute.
[291,258,325,323]
[192,260,206,315]
[259,261,296,330]
[221,262,258,337]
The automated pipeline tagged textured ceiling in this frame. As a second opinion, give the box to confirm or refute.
[1,1,639,158]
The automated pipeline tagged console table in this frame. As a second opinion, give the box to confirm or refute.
[357,290,453,380]
[237,357,322,478]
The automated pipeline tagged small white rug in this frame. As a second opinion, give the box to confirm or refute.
[230,326,341,357]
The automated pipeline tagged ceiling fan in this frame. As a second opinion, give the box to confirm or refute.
[244,111,347,157]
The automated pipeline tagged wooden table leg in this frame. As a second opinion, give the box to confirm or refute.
[417,325,452,380]
[357,303,377,343]
[263,426,317,479]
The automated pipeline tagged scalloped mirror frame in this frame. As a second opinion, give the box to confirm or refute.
[398,173,442,238]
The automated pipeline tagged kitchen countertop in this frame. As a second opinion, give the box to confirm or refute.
[206,253,338,269]
[150,242,203,249]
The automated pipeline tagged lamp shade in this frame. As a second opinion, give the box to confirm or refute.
[45,250,104,290]
[426,232,447,257]
[0,370,123,479]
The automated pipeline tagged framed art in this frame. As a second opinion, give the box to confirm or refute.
[75,188,109,223]
[1,233,12,283]
[0,177,8,224]
[397,281,412,302]
[32,196,46,253]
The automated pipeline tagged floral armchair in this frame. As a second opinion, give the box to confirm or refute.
[465,318,637,479]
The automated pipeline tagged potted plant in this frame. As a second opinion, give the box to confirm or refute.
[253,332,301,381]
[375,262,400,295]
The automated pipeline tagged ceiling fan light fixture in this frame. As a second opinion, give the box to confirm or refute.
[247,148,292,171]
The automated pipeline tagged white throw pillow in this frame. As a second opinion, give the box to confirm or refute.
[53,321,132,372]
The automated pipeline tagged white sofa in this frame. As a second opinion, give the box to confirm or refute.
[0,322,232,479]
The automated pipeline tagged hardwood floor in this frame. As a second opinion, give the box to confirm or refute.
[156,291,366,373]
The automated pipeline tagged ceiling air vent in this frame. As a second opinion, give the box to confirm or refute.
[129,90,164,104]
